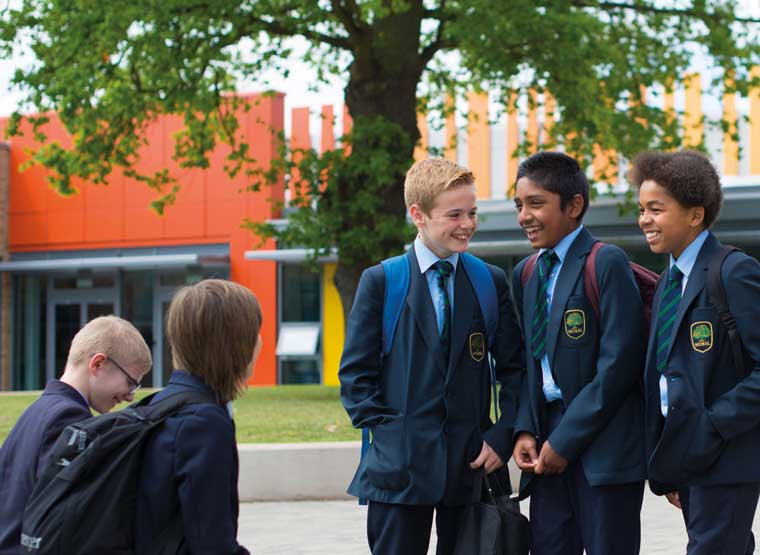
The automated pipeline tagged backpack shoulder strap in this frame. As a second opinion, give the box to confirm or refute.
[583,241,603,321]
[461,253,498,349]
[137,389,217,422]
[521,253,539,288]
[381,254,410,357]
[707,245,746,378]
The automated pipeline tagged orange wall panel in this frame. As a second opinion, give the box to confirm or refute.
[46,210,84,244]
[84,208,123,244]
[9,212,47,246]
[321,105,335,153]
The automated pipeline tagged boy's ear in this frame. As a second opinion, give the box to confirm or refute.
[88,353,107,376]
[409,204,426,228]
[567,193,585,220]
[688,206,706,229]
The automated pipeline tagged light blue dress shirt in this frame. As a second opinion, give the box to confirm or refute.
[538,225,585,402]
[660,229,710,417]
[414,237,458,335]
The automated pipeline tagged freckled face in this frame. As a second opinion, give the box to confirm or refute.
[412,184,478,258]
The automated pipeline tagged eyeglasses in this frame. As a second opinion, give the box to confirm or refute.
[108,357,141,394]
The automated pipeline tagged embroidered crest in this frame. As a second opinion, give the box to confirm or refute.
[469,333,485,362]
[564,309,586,340]
[690,321,713,353]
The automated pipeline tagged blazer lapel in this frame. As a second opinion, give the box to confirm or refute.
[645,271,667,389]
[546,228,595,368]
[446,264,476,384]
[406,249,448,376]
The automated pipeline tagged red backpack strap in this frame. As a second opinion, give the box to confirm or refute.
[521,253,539,287]
[583,242,603,321]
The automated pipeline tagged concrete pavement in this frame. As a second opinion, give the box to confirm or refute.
[238,488,760,554]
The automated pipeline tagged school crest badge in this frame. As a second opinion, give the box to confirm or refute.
[690,321,713,353]
[564,309,586,340]
[469,332,485,362]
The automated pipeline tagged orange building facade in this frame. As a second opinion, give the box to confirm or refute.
[0,93,284,389]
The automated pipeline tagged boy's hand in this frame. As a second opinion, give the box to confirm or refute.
[470,441,504,474]
[535,440,568,475]
[513,432,539,472]
[665,491,682,509]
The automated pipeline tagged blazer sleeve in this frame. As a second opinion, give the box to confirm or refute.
[482,266,525,460]
[548,245,646,462]
[174,406,249,555]
[510,259,536,440]
[339,266,394,429]
[707,253,760,440]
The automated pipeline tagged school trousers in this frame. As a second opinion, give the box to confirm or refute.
[679,482,760,555]
[367,500,465,555]
[529,401,645,555]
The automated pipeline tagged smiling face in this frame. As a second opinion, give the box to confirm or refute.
[638,179,705,259]
[410,183,478,258]
[514,177,583,249]
[88,353,149,413]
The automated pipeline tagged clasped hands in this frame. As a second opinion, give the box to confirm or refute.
[512,431,568,475]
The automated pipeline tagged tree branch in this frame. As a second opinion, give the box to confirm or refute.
[576,1,760,24]
[329,0,366,45]
[420,0,454,65]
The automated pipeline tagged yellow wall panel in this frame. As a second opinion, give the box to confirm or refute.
[444,94,457,161]
[750,66,760,175]
[723,74,739,176]
[683,73,703,148]
[506,93,520,196]
[322,263,345,386]
[526,89,539,153]
[467,91,491,199]
[414,112,429,162]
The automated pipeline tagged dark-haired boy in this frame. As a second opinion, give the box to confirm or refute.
[511,151,646,555]
[340,158,524,555]
[632,150,760,555]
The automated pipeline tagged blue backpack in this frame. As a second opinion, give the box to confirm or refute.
[358,252,499,503]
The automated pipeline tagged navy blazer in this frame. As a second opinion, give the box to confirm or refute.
[645,233,760,494]
[0,380,91,555]
[340,248,524,506]
[512,227,646,491]
[135,371,249,555]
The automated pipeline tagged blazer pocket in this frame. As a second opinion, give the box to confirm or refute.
[681,411,724,478]
[365,417,410,491]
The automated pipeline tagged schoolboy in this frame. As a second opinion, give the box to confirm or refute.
[0,315,152,555]
[632,150,760,555]
[511,151,647,555]
[339,157,524,555]
[135,279,261,554]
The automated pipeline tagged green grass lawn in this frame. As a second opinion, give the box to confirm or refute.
[0,385,360,445]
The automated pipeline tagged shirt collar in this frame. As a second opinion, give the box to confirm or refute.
[539,224,584,264]
[414,236,460,274]
[669,229,709,279]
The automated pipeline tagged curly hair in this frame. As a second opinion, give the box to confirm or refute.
[629,150,723,228]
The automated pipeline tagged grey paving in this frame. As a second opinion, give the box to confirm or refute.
[238,488,760,554]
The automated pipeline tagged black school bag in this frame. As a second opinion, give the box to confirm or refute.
[20,390,214,555]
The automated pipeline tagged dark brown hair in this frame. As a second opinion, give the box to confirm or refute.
[629,150,723,228]
[166,279,263,402]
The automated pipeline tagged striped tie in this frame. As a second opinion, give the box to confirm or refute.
[531,249,559,360]
[656,265,683,372]
[434,260,454,358]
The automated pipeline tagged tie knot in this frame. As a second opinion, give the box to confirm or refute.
[434,260,454,279]
[669,264,683,283]
[539,249,559,276]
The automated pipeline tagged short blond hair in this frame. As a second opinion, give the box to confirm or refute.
[67,315,152,372]
[403,158,475,213]
[166,279,262,403]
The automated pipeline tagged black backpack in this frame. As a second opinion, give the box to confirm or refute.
[20,390,214,555]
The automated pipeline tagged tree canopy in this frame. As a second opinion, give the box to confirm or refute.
[1,1,759,312]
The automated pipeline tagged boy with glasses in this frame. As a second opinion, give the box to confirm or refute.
[0,315,151,555]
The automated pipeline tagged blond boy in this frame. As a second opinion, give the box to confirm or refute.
[340,158,524,555]
[0,316,151,554]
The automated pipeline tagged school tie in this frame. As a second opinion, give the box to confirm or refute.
[531,249,559,360]
[434,260,454,357]
[656,265,684,372]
